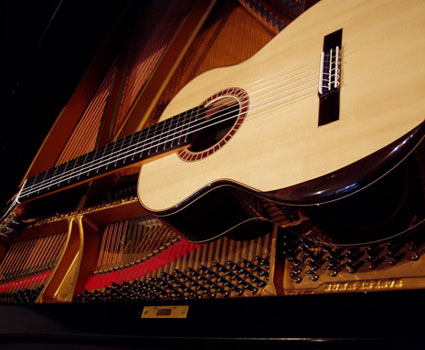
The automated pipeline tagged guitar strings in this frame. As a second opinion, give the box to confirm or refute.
[19,70,317,195]
[20,73,319,197]
[21,43,353,197]
[21,54,338,196]
[23,80,314,195]
[21,83,317,197]
[20,44,353,197]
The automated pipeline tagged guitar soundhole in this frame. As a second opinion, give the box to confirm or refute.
[189,97,239,152]
[178,88,249,162]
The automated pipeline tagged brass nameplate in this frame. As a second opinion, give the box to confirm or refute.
[141,305,189,319]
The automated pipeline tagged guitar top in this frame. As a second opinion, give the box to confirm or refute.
[138,0,425,213]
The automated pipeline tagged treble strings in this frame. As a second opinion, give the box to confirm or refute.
[20,55,340,198]
[93,216,179,287]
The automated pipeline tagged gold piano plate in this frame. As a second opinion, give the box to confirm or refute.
[141,305,189,319]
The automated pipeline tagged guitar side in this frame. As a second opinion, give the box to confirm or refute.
[137,0,425,242]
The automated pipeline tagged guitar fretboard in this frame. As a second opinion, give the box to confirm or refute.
[19,105,204,201]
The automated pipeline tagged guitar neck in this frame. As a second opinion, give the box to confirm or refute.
[18,105,204,202]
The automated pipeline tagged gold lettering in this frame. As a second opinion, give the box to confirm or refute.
[324,279,403,293]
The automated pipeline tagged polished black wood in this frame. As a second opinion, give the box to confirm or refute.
[1,290,425,348]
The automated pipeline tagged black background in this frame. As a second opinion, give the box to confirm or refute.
[0,0,128,207]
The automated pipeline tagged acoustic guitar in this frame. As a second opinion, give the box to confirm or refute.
[2,0,425,246]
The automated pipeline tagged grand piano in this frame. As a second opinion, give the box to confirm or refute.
[1,0,425,348]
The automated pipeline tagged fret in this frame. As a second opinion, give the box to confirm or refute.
[128,132,136,162]
[120,135,133,166]
[97,143,110,174]
[61,159,70,184]
[185,106,201,143]
[22,174,37,198]
[113,137,125,168]
[141,125,153,159]
[24,175,35,190]
[73,151,87,176]
[181,109,190,145]
[162,118,173,151]
[105,141,117,171]
[136,128,150,160]
[47,164,60,191]
[148,122,160,157]
[89,147,99,176]
[123,133,137,164]
[156,120,167,153]
[21,105,202,202]
[85,147,100,176]
[52,157,75,188]
[115,135,128,167]
[38,171,49,196]
[79,152,91,180]
[173,111,183,147]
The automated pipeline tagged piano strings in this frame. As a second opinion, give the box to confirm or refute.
[0,232,67,303]
[77,217,276,302]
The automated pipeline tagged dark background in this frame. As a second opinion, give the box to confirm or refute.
[0,0,128,207]
[2,2,425,348]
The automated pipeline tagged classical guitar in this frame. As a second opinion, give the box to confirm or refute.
[2,0,425,245]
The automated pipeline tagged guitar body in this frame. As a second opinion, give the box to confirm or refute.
[138,0,425,244]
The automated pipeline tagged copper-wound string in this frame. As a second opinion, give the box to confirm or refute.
[32,234,55,289]
[12,240,30,290]
[11,240,32,293]
[0,241,18,281]
[22,238,43,290]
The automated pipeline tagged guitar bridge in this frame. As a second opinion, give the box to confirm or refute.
[318,28,342,126]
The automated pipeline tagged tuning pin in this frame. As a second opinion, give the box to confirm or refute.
[255,256,270,268]
[306,270,319,281]
[324,247,342,259]
[306,259,319,271]
[365,246,383,259]
[287,256,302,266]
[345,261,363,273]
[161,272,175,281]
[326,264,340,277]
[300,237,315,248]
[409,251,420,261]
[226,260,238,270]
[241,258,254,269]
[256,279,267,288]
[301,245,315,259]
[289,272,302,283]
[367,256,384,270]
[199,265,209,273]
[290,265,302,275]
[324,255,338,267]
[388,252,404,265]
[407,242,420,261]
